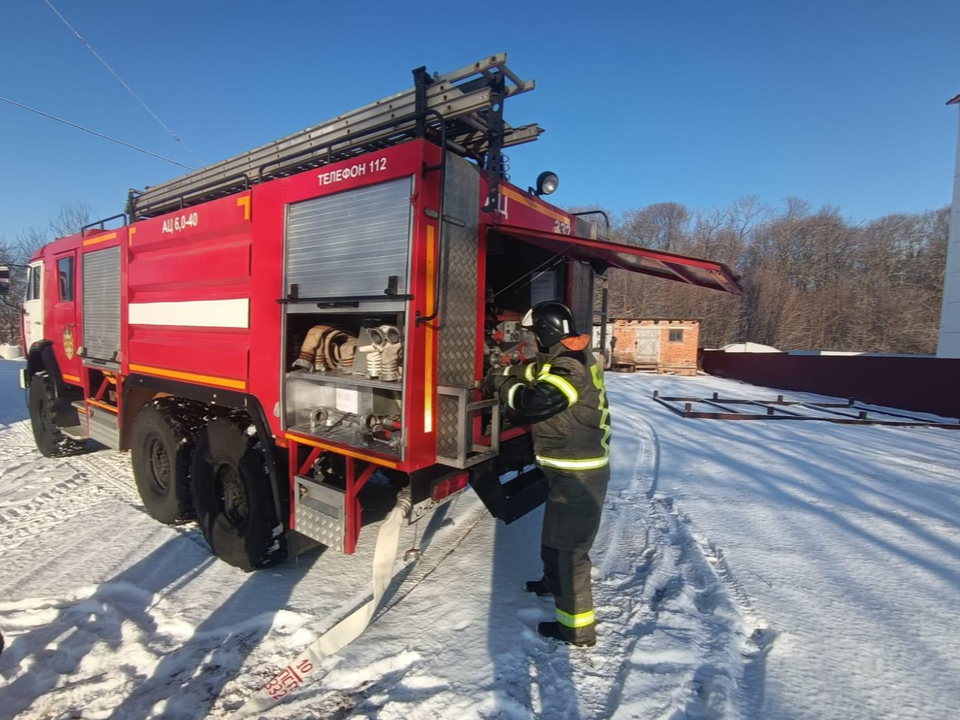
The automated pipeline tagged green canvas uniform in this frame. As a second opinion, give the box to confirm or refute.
[489,343,611,644]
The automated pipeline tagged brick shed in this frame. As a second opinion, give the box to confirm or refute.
[603,319,700,375]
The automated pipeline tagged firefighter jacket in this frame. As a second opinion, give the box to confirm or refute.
[487,340,610,471]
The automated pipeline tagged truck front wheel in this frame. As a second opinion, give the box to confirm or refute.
[191,416,287,571]
[29,372,83,458]
[130,400,200,524]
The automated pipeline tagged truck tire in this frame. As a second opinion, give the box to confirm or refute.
[130,400,201,525]
[191,416,287,570]
[29,372,83,458]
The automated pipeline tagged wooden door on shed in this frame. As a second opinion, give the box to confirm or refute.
[636,327,660,363]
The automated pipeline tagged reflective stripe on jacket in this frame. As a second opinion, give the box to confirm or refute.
[495,344,610,470]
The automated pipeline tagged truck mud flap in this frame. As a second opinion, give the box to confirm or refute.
[469,463,548,524]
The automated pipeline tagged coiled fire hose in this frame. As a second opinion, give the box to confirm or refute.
[293,325,331,371]
[293,326,359,373]
[230,493,412,718]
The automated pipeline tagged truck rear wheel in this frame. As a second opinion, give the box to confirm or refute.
[29,372,83,458]
[130,400,201,525]
[191,416,287,571]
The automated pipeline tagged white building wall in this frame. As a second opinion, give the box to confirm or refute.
[938,104,960,358]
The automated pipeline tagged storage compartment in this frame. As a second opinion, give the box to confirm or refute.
[286,176,414,302]
[284,311,405,458]
[483,235,571,374]
[478,234,594,437]
[281,175,415,459]
[80,245,121,363]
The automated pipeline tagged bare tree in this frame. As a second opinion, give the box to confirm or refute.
[597,198,950,354]
[49,200,94,238]
[1,202,96,345]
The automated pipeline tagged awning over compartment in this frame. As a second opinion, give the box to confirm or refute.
[493,225,742,294]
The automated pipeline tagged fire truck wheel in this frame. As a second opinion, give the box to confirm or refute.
[131,402,199,525]
[191,417,288,571]
[29,372,83,458]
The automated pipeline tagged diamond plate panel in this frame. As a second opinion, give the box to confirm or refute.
[569,261,594,339]
[293,475,346,552]
[436,154,481,458]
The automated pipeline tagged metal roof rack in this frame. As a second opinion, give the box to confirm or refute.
[128,53,541,220]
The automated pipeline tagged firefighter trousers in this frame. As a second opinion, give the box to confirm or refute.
[539,465,610,643]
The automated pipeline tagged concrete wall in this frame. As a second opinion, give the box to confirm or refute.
[938,103,960,357]
[611,319,700,375]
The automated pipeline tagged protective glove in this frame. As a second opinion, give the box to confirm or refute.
[481,365,516,398]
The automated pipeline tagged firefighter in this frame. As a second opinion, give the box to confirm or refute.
[483,301,610,647]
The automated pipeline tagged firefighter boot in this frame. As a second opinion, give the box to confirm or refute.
[524,580,555,597]
[525,544,562,596]
[538,621,596,648]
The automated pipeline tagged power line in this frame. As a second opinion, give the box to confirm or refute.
[0,95,194,170]
[40,0,200,163]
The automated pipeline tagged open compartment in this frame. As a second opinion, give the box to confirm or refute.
[280,173,415,461]
[483,234,572,373]
[283,310,406,458]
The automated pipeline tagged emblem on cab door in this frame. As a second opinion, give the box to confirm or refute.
[63,327,75,360]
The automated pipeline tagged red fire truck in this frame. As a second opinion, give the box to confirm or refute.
[18,54,740,569]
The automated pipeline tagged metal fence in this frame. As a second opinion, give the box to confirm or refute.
[701,351,960,420]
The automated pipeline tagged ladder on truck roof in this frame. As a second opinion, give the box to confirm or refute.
[128,53,540,220]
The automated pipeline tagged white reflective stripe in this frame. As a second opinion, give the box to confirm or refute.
[524,363,537,381]
[507,382,522,409]
[129,298,250,328]
[536,455,610,470]
[540,373,579,405]
[501,366,513,376]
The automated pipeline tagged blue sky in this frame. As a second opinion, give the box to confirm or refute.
[1,0,958,240]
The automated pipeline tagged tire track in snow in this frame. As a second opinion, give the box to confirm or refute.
[580,408,771,720]
[1,420,211,570]
[0,422,121,556]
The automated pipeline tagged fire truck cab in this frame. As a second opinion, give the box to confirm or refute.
[20,55,740,570]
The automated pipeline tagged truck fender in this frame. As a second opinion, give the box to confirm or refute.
[122,375,287,529]
[25,341,81,425]
[26,341,56,384]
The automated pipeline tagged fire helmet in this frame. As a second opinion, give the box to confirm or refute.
[521,301,579,350]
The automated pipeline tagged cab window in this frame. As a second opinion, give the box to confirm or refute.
[25,266,41,301]
[24,267,35,301]
[57,257,74,301]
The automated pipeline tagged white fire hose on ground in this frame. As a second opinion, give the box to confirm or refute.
[230,493,412,718]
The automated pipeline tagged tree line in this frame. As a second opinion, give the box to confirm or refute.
[0,202,92,346]
[0,198,951,355]
[597,197,949,354]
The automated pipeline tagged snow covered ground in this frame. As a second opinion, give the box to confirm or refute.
[1,357,959,720]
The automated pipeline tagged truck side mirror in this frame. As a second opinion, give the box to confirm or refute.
[0,265,9,296]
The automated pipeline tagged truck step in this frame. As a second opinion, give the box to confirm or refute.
[60,425,89,442]
[87,406,120,450]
